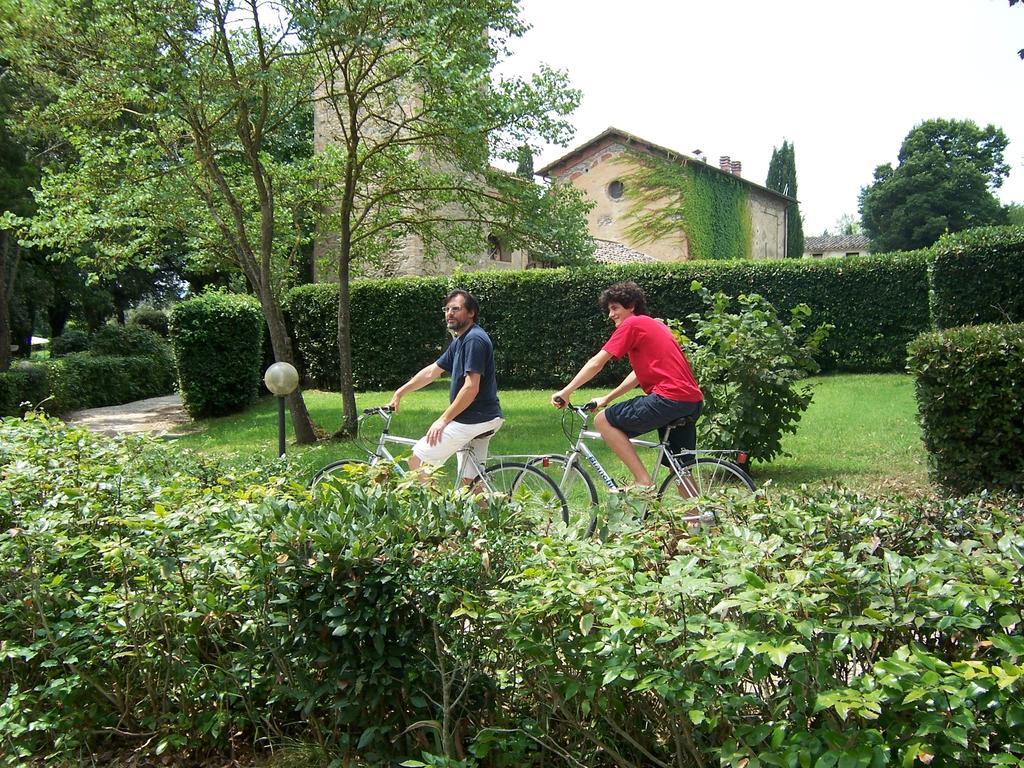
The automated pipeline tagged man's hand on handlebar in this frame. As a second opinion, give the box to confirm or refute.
[551,390,571,409]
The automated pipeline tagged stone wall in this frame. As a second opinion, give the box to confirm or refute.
[312,80,523,279]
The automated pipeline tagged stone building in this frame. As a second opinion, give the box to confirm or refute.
[538,127,795,261]
[803,234,871,259]
[312,80,530,280]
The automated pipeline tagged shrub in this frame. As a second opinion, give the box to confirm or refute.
[48,329,90,357]
[907,322,1024,494]
[0,365,49,416]
[169,292,264,417]
[128,307,170,337]
[44,352,175,411]
[479,488,1024,768]
[89,323,174,363]
[930,225,1024,329]
[671,283,829,463]
[0,413,274,762]
[3,415,1024,766]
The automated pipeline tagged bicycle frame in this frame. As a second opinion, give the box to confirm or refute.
[556,405,691,492]
[360,407,489,481]
[323,408,571,525]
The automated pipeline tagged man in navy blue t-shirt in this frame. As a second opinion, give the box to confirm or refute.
[388,289,503,484]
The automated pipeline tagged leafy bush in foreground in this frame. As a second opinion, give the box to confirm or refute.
[2,415,1023,767]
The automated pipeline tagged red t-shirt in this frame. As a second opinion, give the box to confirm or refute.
[602,314,703,403]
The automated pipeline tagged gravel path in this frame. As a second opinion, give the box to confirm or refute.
[65,394,193,436]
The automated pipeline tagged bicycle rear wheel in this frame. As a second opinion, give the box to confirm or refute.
[481,460,569,527]
[309,458,368,489]
[526,455,598,535]
[655,457,755,527]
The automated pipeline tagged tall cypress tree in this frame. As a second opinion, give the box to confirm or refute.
[514,144,534,179]
[766,140,805,258]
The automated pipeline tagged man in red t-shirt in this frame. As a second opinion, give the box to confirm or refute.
[551,281,703,489]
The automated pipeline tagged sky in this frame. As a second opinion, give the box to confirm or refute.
[495,0,1024,235]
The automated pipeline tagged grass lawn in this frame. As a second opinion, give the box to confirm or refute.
[760,373,928,493]
[168,373,929,494]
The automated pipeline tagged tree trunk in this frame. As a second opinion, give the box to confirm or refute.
[259,286,321,445]
[48,301,71,338]
[335,250,358,438]
[0,231,11,372]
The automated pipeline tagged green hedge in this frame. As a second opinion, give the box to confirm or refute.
[128,307,170,337]
[170,292,264,418]
[907,322,1024,494]
[3,416,1024,766]
[285,254,931,391]
[44,352,175,412]
[1,331,176,416]
[0,365,49,416]
[930,226,1024,329]
[49,329,90,357]
[89,324,172,361]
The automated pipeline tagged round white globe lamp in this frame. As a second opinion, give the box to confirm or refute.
[264,362,299,456]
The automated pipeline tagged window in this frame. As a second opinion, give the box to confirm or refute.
[846,252,859,257]
[487,234,511,262]
[607,179,625,200]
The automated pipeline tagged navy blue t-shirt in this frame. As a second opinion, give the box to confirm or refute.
[436,324,502,424]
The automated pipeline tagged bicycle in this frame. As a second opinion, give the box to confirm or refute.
[530,400,756,535]
[309,406,570,526]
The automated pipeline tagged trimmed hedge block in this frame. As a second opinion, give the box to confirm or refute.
[170,293,264,417]
[44,353,175,412]
[0,365,50,416]
[930,226,1024,329]
[907,323,1024,494]
[49,329,90,357]
[285,255,931,391]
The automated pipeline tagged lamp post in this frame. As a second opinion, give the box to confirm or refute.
[263,362,299,457]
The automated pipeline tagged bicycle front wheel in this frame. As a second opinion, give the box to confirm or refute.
[481,460,569,527]
[526,454,598,535]
[656,457,755,527]
[309,458,368,490]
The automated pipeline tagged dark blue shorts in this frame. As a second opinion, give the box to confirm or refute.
[605,394,703,462]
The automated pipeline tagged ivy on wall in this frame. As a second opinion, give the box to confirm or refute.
[621,153,752,260]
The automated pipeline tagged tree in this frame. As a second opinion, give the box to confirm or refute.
[825,213,863,237]
[859,118,1009,252]
[301,0,592,435]
[765,140,804,258]
[3,0,331,441]
[5,0,590,438]
[1006,203,1024,226]
[0,57,40,371]
[515,144,535,180]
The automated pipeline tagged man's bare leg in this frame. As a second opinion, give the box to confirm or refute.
[408,454,434,485]
[595,411,652,487]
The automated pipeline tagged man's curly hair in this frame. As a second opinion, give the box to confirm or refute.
[598,281,648,316]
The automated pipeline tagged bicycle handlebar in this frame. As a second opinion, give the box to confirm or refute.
[554,397,598,416]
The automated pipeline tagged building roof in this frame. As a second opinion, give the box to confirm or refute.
[804,234,871,253]
[537,126,796,205]
[592,238,657,265]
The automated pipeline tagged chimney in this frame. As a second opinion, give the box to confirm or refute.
[719,155,731,172]
[731,160,742,177]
